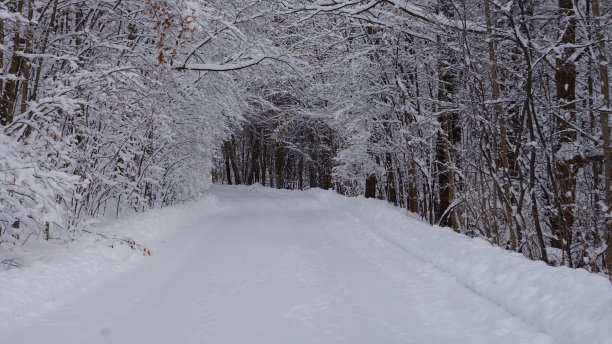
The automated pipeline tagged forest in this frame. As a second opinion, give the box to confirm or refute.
[1,0,612,277]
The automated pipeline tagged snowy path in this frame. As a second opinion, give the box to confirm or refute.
[0,186,609,344]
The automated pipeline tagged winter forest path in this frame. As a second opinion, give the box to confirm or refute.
[0,186,555,344]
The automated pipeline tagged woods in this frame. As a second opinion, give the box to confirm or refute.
[0,0,243,246]
[2,0,612,277]
[212,0,612,275]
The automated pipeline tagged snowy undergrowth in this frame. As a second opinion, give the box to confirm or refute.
[0,195,219,323]
[307,188,612,344]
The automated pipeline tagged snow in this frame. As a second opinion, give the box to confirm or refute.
[0,197,218,322]
[0,9,30,23]
[309,188,612,344]
[0,185,610,344]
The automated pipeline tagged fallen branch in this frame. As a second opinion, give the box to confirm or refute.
[1,258,21,270]
[82,230,152,256]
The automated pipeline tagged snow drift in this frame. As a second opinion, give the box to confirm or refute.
[308,188,612,344]
[0,196,219,322]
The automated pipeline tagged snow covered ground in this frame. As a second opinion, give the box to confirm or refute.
[0,185,611,344]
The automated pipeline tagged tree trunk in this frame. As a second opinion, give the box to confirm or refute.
[308,130,318,188]
[298,156,304,190]
[275,144,284,189]
[435,0,459,230]
[247,130,260,185]
[0,10,4,99]
[224,146,232,185]
[322,130,334,189]
[553,0,577,265]
[261,141,267,186]
[386,153,397,205]
[365,174,377,199]
[591,0,612,275]
[224,140,242,185]
[0,0,26,126]
[408,160,419,213]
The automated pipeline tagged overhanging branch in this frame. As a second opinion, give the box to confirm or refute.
[175,56,269,72]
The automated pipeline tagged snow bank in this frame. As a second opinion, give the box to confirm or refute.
[308,189,612,344]
[0,195,219,323]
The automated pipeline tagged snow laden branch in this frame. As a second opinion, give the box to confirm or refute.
[278,0,487,33]
[176,56,271,72]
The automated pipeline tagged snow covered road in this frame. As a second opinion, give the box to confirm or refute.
[1,185,611,344]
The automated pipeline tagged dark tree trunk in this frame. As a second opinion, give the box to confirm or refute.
[247,130,260,185]
[275,144,284,189]
[298,156,304,190]
[386,153,397,205]
[224,140,242,185]
[321,130,334,190]
[434,0,459,230]
[308,130,318,188]
[365,174,377,199]
[408,161,419,213]
[552,0,577,265]
[1,0,25,126]
[225,147,233,185]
